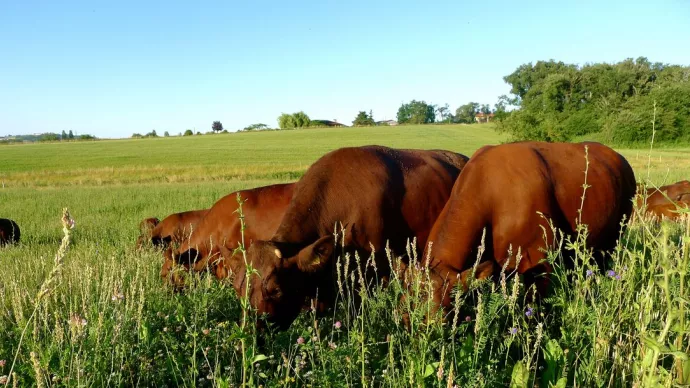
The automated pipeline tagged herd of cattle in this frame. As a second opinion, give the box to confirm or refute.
[2,142,689,328]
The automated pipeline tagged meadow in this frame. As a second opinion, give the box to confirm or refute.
[0,124,688,387]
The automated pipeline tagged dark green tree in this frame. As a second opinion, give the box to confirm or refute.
[278,112,311,129]
[183,129,194,136]
[68,130,74,139]
[396,100,435,124]
[61,130,67,140]
[352,111,376,126]
[164,131,170,137]
[212,121,223,133]
[496,57,690,142]
[455,103,480,124]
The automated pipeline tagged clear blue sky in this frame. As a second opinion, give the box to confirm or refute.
[1,0,689,138]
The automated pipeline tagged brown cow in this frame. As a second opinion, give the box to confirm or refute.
[636,180,690,220]
[0,218,21,246]
[422,141,636,312]
[136,210,208,249]
[166,183,295,289]
[239,146,469,328]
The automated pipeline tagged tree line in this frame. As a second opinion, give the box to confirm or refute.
[496,57,690,143]
[129,56,690,144]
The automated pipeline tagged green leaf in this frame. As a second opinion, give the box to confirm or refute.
[541,339,564,387]
[551,377,567,388]
[423,362,439,378]
[510,361,529,388]
[253,354,269,363]
[642,335,671,353]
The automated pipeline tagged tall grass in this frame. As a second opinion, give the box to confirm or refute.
[1,125,689,386]
[1,186,689,386]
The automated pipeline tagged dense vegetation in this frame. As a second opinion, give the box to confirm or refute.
[497,57,690,144]
[1,125,689,386]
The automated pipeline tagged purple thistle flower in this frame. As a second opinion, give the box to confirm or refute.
[606,270,616,278]
[615,274,621,280]
[586,269,594,278]
[525,307,534,317]
[509,327,518,335]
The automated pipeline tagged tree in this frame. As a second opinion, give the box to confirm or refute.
[455,102,480,124]
[436,104,451,123]
[480,104,492,115]
[164,131,170,137]
[244,123,269,131]
[493,95,514,122]
[396,100,435,124]
[61,130,67,140]
[292,111,311,128]
[277,112,311,129]
[132,133,143,138]
[183,129,194,136]
[146,130,158,137]
[352,111,376,126]
[68,130,74,140]
[496,57,690,142]
[212,121,223,133]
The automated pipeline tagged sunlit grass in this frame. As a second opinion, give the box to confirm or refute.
[0,124,689,386]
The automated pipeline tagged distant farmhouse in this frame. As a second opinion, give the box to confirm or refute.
[311,119,347,128]
[376,120,398,126]
[475,113,494,124]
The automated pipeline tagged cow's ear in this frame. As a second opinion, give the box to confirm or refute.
[140,218,160,233]
[295,235,335,272]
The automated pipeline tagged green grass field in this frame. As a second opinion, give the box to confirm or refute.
[0,124,689,386]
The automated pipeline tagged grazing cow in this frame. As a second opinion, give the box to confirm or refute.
[637,180,690,220]
[0,218,21,246]
[137,210,208,249]
[422,141,637,311]
[240,146,469,328]
[166,183,295,289]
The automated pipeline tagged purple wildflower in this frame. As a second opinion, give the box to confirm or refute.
[465,316,472,322]
[615,274,621,280]
[509,327,518,335]
[586,269,594,278]
[334,321,342,329]
[525,307,534,317]
[606,270,616,278]
[296,337,305,345]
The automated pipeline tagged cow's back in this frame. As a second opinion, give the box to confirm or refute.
[273,146,467,255]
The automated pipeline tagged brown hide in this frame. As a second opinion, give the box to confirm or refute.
[425,141,636,311]
[0,218,21,246]
[242,146,469,328]
[136,210,207,249]
[165,183,295,289]
[636,180,690,220]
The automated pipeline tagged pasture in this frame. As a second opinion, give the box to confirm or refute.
[0,124,689,387]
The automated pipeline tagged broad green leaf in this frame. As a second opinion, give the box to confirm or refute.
[510,361,529,388]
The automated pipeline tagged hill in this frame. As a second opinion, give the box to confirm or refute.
[0,124,505,187]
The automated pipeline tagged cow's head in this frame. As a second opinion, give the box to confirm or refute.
[162,239,226,290]
[236,235,340,328]
[136,217,160,249]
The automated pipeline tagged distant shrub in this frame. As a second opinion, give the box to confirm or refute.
[183,130,194,136]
